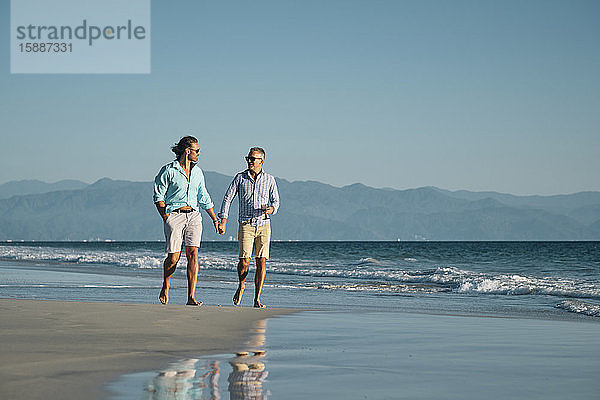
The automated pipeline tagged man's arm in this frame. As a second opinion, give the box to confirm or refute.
[155,201,169,222]
[266,177,280,215]
[196,170,220,233]
[153,166,170,221]
[204,207,220,233]
[219,174,240,233]
[218,175,240,233]
[196,169,215,211]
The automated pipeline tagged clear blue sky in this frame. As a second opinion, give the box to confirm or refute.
[1,0,599,195]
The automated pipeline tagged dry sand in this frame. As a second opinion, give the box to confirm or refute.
[0,298,295,399]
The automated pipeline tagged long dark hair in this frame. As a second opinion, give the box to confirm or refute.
[171,136,198,159]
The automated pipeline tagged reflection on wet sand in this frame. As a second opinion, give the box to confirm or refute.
[143,319,269,399]
[228,351,268,400]
[145,358,220,399]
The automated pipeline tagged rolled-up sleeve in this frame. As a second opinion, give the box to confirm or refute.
[153,166,169,203]
[270,177,280,215]
[196,170,214,210]
[219,174,240,219]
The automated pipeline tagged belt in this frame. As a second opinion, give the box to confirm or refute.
[173,208,194,213]
[241,217,270,225]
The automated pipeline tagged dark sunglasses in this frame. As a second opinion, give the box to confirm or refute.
[245,156,263,162]
[188,148,200,154]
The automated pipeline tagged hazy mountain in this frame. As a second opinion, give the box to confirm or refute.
[566,204,600,225]
[435,188,600,216]
[0,174,599,241]
[589,219,600,237]
[0,179,88,199]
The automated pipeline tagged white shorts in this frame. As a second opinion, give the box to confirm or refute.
[163,210,202,253]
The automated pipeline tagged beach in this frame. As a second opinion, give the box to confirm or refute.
[1,241,599,398]
[2,300,598,400]
[263,311,600,399]
[107,310,600,399]
[0,299,294,400]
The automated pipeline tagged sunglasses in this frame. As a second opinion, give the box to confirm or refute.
[188,148,200,154]
[245,156,263,162]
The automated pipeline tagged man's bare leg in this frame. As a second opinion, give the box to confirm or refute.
[185,246,201,305]
[160,252,180,304]
[254,257,267,308]
[234,258,250,305]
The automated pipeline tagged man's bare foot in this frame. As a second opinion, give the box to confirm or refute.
[233,285,244,306]
[186,298,203,306]
[159,285,169,305]
[254,301,266,308]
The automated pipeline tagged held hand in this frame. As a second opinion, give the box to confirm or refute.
[213,220,221,234]
[218,220,227,234]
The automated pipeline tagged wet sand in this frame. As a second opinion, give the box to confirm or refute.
[264,311,600,399]
[0,298,295,400]
[108,310,600,399]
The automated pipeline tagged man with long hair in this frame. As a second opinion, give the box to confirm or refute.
[153,136,219,305]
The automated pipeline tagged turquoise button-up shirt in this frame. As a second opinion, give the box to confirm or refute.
[153,161,214,214]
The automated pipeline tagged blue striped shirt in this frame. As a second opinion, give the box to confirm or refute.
[153,161,214,214]
[219,169,280,227]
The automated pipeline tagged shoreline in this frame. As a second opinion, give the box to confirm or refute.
[0,298,296,400]
[1,257,598,322]
[3,240,600,243]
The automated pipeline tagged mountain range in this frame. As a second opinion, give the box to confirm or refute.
[1,173,599,241]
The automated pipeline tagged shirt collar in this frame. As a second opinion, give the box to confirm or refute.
[173,160,197,173]
[245,168,264,179]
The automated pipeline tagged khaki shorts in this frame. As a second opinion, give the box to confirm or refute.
[163,210,202,253]
[238,222,271,259]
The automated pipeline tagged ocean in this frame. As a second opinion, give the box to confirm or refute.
[2,241,599,399]
[1,241,599,319]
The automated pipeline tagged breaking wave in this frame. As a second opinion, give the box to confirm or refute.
[455,271,600,299]
[0,245,165,269]
[1,245,599,301]
[556,300,600,317]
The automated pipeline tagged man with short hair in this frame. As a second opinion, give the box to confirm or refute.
[153,136,220,306]
[218,147,280,308]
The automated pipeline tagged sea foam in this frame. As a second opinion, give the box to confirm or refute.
[556,300,600,317]
[2,244,599,302]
